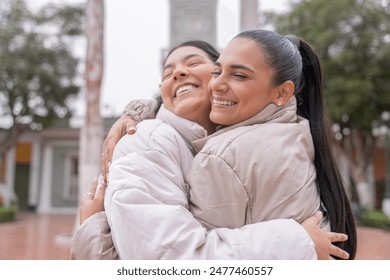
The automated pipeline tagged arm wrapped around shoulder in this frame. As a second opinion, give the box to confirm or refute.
[121,98,160,123]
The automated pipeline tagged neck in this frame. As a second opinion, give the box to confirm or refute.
[200,119,217,135]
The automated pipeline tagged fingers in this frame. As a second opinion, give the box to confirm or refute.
[330,245,349,260]
[94,176,107,200]
[301,211,323,229]
[127,125,137,134]
[79,177,105,224]
[101,150,108,179]
[326,232,348,243]
[101,140,114,177]
[101,116,135,177]
[88,177,98,195]
[323,232,349,260]
[122,116,137,135]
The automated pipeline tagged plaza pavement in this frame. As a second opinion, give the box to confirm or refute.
[1,212,390,260]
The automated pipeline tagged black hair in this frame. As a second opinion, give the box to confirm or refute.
[236,29,357,259]
[163,40,220,65]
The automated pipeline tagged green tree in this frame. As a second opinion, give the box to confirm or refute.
[0,0,83,157]
[265,0,390,209]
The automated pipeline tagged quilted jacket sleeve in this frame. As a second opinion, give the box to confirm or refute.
[71,211,119,260]
[108,187,316,259]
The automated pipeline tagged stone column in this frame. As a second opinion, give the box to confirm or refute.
[240,0,258,31]
[169,0,218,48]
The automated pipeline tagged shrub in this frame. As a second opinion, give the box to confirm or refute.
[360,209,390,229]
[0,206,17,223]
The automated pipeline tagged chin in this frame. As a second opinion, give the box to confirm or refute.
[209,114,226,126]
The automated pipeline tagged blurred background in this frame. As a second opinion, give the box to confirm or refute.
[0,0,390,260]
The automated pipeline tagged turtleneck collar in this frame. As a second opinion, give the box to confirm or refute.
[156,105,208,152]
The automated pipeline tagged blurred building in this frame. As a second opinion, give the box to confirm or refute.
[0,118,116,213]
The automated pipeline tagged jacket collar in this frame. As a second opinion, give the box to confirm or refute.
[192,96,298,153]
[156,105,208,151]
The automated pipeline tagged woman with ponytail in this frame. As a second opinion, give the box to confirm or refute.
[186,29,356,259]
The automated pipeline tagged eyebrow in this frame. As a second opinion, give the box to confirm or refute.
[214,61,255,73]
[163,54,205,71]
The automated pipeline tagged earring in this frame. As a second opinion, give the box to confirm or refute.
[277,101,282,107]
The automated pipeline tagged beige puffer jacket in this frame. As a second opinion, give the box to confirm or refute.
[189,96,323,230]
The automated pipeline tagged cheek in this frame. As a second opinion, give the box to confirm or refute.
[198,90,213,106]
[200,68,213,84]
[243,96,271,117]
[160,83,171,100]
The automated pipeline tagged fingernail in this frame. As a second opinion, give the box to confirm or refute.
[127,126,137,134]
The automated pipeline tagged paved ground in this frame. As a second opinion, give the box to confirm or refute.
[1,212,390,260]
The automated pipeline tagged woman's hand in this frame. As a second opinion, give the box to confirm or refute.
[79,178,107,225]
[301,211,349,260]
[101,116,137,182]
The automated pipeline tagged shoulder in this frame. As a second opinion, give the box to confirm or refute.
[112,119,167,158]
[201,122,313,160]
[200,125,260,157]
[113,119,189,161]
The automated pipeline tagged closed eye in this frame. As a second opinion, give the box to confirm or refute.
[232,73,247,79]
[162,72,172,81]
[189,61,201,66]
[211,70,221,76]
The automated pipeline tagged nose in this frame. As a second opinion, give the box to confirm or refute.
[209,75,228,93]
[173,67,188,80]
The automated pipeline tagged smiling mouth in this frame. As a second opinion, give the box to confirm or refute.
[176,85,197,97]
[212,99,237,106]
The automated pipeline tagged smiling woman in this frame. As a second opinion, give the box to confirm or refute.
[187,29,356,259]
[160,44,218,135]
[208,37,286,126]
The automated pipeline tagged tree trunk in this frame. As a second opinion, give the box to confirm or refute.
[343,130,376,210]
[75,0,104,230]
[0,123,29,159]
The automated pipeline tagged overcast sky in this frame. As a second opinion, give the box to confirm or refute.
[30,0,289,118]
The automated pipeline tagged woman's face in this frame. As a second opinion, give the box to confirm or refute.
[160,46,216,131]
[208,37,279,126]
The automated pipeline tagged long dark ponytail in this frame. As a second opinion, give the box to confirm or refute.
[297,39,356,259]
[236,30,357,259]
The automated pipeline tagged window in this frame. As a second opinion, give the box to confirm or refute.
[63,152,79,201]
[0,155,5,183]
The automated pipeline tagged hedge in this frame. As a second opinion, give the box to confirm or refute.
[0,206,17,223]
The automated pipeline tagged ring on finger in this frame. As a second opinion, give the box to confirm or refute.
[83,192,95,198]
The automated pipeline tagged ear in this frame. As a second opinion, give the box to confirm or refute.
[272,80,294,107]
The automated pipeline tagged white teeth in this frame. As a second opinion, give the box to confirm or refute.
[213,99,237,106]
[176,85,196,96]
